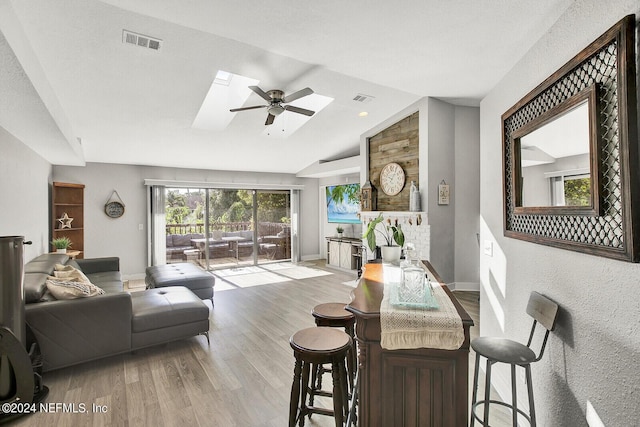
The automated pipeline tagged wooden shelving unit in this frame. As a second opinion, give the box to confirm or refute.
[52,182,84,259]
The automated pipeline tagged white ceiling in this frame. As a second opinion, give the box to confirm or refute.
[0,0,574,174]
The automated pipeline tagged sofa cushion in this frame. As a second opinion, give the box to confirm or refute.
[24,259,61,274]
[172,234,192,247]
[85,270,123,294]
[24,273,49,303]
[31,253,70,264]
[130,286,209,332]
[75,257,119,275]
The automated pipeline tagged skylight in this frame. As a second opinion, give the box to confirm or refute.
[192,71,259,131]
[213,70,232,86]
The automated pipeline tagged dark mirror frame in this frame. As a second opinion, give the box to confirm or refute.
[511,84,602,216]
[502,15,639,262]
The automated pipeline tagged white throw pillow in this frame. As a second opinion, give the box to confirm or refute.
[53,263,91,282]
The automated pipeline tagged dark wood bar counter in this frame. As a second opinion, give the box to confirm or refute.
[346,262,474,427]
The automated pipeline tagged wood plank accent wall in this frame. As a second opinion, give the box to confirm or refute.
[368,112,419,211]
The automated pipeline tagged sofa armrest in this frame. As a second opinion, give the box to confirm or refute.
[75,257,120,274]
[26,292,132,372]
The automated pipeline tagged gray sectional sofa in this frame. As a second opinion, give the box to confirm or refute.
[24,253,210,372]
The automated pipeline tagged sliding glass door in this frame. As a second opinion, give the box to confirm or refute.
[157,186,291,270]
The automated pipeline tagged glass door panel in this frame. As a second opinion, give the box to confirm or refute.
[256,190,291,265]
[206,189,255,269]
[164,187,207,267]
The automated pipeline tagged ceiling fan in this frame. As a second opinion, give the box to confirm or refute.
[230,86,315,125]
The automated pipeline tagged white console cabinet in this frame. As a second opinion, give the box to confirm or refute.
[326,237,363,272]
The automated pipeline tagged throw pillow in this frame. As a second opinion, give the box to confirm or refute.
[45,279,105,300]
[53,263,90,283]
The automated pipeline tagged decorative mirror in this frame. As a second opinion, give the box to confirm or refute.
[502,15,639,262]
[511,84,602,216]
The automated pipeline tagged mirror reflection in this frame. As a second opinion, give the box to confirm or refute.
[519,100,590,207]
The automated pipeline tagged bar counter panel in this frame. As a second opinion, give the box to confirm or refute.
[346,262,474,427]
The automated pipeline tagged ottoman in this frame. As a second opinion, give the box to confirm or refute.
[145,263,214,304]
[130,286,210,349]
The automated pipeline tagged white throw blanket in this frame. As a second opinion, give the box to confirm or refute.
[45,264,105,299]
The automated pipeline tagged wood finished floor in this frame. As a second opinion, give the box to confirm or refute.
[13,262,511,427]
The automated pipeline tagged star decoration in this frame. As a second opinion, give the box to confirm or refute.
[58,213,74,229]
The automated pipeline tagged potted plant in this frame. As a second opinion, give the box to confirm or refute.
[51,236,72,253]
[336,226,344,238]
[362,213,404,264]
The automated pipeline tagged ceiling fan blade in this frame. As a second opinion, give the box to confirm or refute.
[230,105,267,112]
[265,113,275,125]
[283,87,314,103]
[284,105,315,116]
[249,86,272,102]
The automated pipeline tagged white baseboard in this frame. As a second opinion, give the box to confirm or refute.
[301,254,321,261]
[123,273,146,281]
[447,281,480,291]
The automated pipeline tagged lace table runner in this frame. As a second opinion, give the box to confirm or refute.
[380,266,464,351]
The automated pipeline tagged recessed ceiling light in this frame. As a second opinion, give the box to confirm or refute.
[359,111,369,117]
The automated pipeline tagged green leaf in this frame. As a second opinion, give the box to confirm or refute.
[392,224,404,247]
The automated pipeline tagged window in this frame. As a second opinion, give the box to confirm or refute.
[549,173,590,207]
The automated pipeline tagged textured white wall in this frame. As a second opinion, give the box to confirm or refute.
[454,106,480,289]
[480,2,640,426]
[0,126,51,260]
[426,98,456,283]
[53,163,319,278]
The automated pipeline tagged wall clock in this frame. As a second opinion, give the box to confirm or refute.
[379,162,406,196]
[104,190,125,218]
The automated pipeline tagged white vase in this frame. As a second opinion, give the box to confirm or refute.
[410,181,421,212]
[381,245,401,265]
[56,248,67,254]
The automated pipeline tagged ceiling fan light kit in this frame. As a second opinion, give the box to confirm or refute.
[230,85,316,125]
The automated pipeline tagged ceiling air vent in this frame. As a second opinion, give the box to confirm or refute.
[122,30,162,51]
[353,93,374,103]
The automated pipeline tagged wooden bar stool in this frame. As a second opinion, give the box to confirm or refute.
[289,327,352,427]
[311,303,356,392]
[312,302,356,335]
